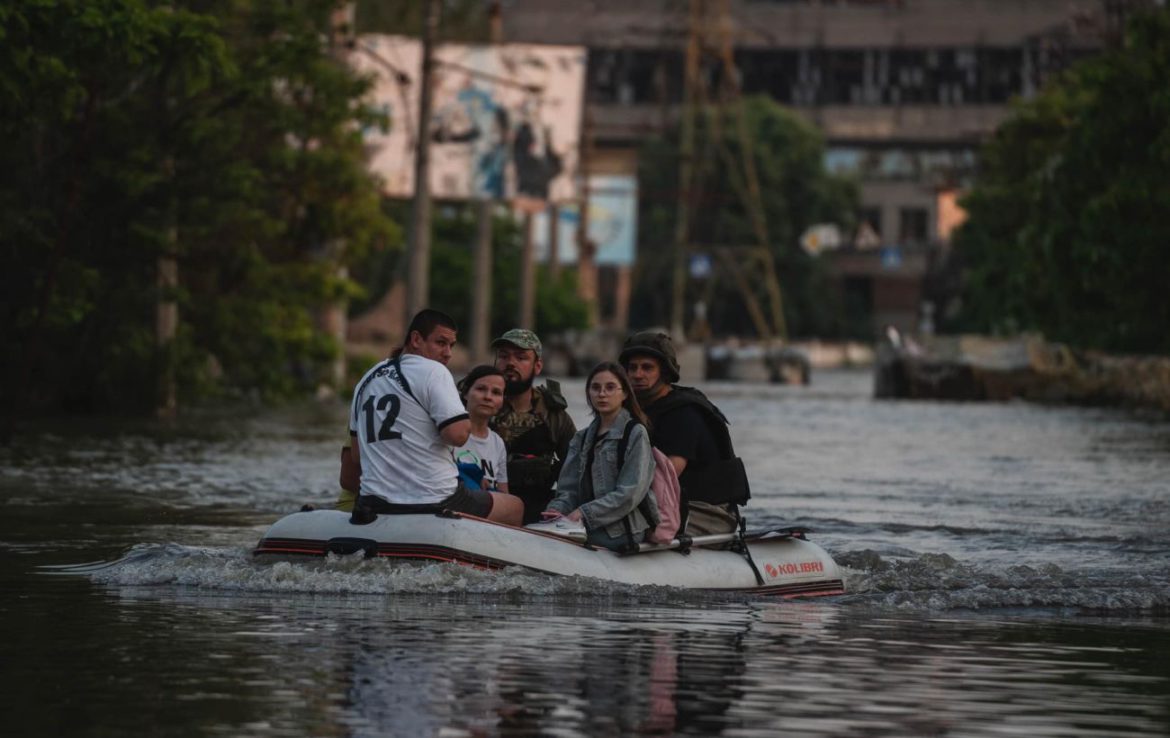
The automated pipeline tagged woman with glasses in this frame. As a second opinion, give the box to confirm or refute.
[541,362,659,551]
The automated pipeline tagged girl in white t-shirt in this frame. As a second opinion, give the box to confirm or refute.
[455,365,510,494]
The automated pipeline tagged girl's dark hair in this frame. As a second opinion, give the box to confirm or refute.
[586,361,649,428]
[457,364,505,401]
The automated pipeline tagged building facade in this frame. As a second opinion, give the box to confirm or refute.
[503,0,1126,336]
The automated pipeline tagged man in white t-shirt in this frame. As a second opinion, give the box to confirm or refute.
[348,309,523,526]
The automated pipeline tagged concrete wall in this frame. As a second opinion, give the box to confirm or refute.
[502,0,1098,50]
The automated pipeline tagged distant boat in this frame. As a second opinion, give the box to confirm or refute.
[706,344,811,385]
[870,329,1169,407]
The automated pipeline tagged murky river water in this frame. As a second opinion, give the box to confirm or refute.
[2,370,1168,736]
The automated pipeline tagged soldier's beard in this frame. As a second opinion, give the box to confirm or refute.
[504,373,535,397]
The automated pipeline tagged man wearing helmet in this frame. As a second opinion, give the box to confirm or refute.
[620,331,750,535]
[490,329,577,524]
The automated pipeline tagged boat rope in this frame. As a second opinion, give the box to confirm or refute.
[730,512,765,586]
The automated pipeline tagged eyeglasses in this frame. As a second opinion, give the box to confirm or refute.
[589,382,622,396]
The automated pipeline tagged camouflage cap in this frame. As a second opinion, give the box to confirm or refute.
[491,328,542,358]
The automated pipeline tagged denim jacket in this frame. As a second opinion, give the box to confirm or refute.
[547,408,658,539]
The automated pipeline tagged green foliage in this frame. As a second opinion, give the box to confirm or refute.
[534,267,591,336]
[349,202,590,337]
[954,9,1170,354]
[633,96,858,338]
[0,0,400,414]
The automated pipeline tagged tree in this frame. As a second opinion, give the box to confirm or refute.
[953,9,1170,354]
[633,96,858,339]
[0,0,398,416]
[349,201,589,340]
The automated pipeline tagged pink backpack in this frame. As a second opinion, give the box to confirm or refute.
[618,420,682,544]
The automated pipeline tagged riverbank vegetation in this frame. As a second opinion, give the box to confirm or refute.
[0,0,587,419]
[953,8,1170,356]
[1,0,396,415]
[349,202,590,342]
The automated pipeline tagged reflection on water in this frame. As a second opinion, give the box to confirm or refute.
[6,583,1167,738]
[3,370,1170,736]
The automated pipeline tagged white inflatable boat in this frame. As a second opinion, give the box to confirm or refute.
[254,509,845,597]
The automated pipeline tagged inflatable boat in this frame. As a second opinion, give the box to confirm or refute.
[254,509,845,597]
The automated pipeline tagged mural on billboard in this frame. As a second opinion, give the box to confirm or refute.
[351,36,586,204]
[533,175,638,266]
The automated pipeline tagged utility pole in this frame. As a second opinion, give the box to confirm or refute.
[156,163,178,419]
[471,196,493,357]
[518,211,536,328]
[156,249,177,418]
[547,202,561,281]
[405,0,441,324]
[576,108,598,327]
[510,5,536,330]
[319,0,356,391]
[672,0,788,344]
[470,1,501,361]
[671,0,703,340]
[155,53,179,422]
[714,0,787,341]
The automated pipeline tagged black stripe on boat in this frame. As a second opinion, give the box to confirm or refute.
[254,537,511,571]
[727,579,846,597]
[255,538,329,556]
[374,543,509,570]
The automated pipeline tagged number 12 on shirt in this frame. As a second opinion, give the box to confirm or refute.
[361,394,403,442]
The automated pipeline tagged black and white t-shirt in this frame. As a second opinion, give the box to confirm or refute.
[349,354,468,504]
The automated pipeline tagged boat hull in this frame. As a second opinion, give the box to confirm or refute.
[255,510,845,597]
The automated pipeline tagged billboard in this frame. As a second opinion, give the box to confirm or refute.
[533,174,638,266]
[351,35,586,204]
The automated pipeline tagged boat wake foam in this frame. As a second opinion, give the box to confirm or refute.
[837,549,1170,613]
[45,542,1170,613]
[46,542,696,600]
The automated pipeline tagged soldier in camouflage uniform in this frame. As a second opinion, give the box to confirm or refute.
[490,329,577,524]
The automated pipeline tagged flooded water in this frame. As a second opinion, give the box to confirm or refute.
[2,370,1168,736]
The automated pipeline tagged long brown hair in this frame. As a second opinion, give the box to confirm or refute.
[586,361,650,428]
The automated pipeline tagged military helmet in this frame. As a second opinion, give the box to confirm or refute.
[619,330,680,384]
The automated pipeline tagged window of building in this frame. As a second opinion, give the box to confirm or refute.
[826,49,865,105]
[737,50,800,103]
[860,207,883,239]
[827,146,977,183]
[889,49,927,103]
[587,49,681,105]
[899,207,930,243]
[590,45,1032,108]
[825,148,862,175]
